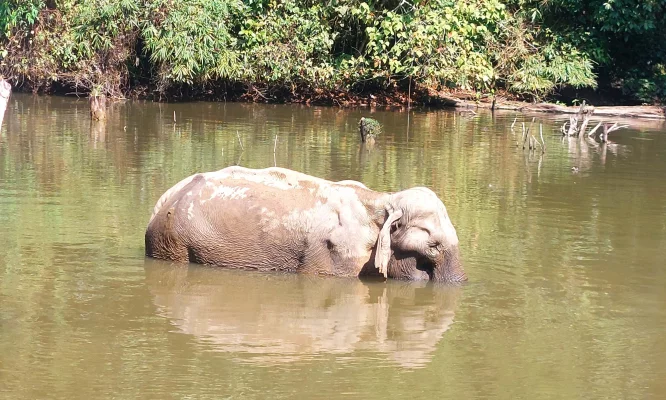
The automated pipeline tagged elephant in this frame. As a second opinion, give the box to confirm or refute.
[145,166,467,283]
[144,260,462,368]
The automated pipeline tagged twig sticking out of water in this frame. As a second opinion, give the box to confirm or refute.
[408,76,412,110]
[518,119,546,154]
[522,118,535,149]
[511,116,517,130]
[173,111,176,123]
[273,134,278,167]
[236,130,244,150]
[578,112,591,140]
[539,124,546,153]
[529,134,545,152]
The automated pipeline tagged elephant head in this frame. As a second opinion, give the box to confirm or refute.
[375,188,467,283]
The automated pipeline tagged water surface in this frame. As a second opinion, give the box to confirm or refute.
[1,94,665,399]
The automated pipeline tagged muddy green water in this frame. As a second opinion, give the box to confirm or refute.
[1,94,666,399]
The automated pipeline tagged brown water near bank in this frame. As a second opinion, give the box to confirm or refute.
[1,94,666,399]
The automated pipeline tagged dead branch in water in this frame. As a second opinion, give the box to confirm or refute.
[522,118,535,149]
[89,94,107,121]
[562,101,594,137]
[578,112,592,140]
[600,123,630,143]
[587,121,602,138]
[559,102,629,142]
[516,118,546,154]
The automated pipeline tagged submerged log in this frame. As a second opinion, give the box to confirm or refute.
[90,94,107,121]
[0,78,11,129]
[431,92,666,120]
[497,102,665,120]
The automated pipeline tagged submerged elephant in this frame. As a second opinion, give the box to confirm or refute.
[145,166,466,283]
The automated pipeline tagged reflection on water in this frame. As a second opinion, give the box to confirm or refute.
[1,94,666,399]
[145,260,460,368]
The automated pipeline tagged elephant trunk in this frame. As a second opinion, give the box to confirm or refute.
[433,245,467,283]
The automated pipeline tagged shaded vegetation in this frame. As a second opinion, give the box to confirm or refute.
[0,0,664,103]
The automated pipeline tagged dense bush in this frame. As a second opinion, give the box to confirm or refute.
[0,0,662,103]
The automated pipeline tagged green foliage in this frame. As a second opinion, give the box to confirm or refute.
[0,0,42,40]
[238,1,336,87]
[71,0,139,59]
[504,32,597,97]
[0,0,662,102]
[142,0,242,88]
[342,0,506,88]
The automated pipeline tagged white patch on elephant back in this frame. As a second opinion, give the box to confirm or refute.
[281,201,329,232]
[209,185,249,200]
[203,166,304,191]
[187,202,195,220]
[236,173,299,190]
[314,184,359,205]
[258,207,280,231]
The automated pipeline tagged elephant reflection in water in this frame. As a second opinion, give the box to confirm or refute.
[145,261,461,368]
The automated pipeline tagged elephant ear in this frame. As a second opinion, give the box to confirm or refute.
[375,207,403,278]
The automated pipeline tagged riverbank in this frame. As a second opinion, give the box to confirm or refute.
[7,82,665,123]
[169,85,666,121]
[165,85,666,121]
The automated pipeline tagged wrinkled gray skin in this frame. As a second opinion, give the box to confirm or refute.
[145,166,467,283]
